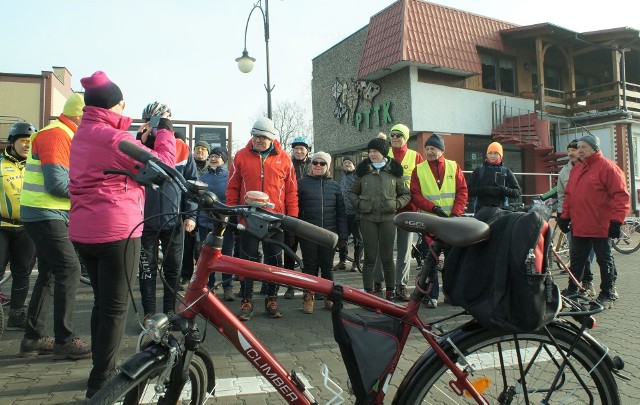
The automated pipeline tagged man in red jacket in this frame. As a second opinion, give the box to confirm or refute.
[559,134,629,309]
[226,117,298,320]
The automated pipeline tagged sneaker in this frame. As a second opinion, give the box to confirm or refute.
[611,287,619,300]
[385,291,395,303]
[223,288,235,302]
[395,287,411,302]
[334,261,347,270]
[0,292,10,306]
[302,292,314,314]
[53,338,92,360]
[19,336,55,358]
[324,297,333,311]
[373,282,384,298]
[238,299,253,321]
[178,278,189,291]
[284,287,295,299]
[595,295,614,310]
[7,309,27,330]
[425,298,438,308]
[350,263,360,273]
[582,281,596,297]
[265,297,283,318]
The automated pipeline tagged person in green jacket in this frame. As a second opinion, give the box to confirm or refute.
[349,134,411,301]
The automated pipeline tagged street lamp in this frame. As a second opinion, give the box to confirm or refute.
[236,0,273,119]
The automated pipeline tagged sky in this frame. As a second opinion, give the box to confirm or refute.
[2,0,640,148]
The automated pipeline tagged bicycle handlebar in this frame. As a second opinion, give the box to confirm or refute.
[118,140,338,249]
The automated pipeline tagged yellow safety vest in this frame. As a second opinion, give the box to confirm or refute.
[21,120,73,210]
[416,159,458,215]
[0,149,26,227]
[388,148,417,188]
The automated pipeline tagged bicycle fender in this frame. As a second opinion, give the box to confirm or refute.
[118,344,169,380]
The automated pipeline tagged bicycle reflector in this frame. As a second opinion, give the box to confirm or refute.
[144,313,171,342]
[464,377,491,398]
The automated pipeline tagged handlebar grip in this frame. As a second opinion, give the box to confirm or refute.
[280,216,338,249]
[118,140,158,164]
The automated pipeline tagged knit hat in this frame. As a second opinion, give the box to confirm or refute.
[578,134,600,152]
[425,133,445,151]
[80,71,124,109]
[62,93,85,117]
[343,155,355,164]
[195,140,210,154]
[251,117,278,140]
[211,146,228,163]
[390,123,410,140]
[567,139,579,150]
[311,151,331,167]
[367,137,390,156]
[487,141,503,157]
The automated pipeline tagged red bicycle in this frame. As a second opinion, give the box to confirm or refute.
[89,141,625,404]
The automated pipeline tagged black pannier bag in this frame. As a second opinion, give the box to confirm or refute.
[331,299,403,404]
[442,207,561,333]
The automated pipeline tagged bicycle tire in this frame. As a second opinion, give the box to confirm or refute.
[611,220,640,254]
[394,322,620,404]
[89,355,208,405]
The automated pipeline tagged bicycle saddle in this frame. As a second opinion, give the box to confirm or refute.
[393,212,490,247]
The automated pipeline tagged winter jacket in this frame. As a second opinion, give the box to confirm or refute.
[409,155,468,216]
[349,158,411,223]
[0,147,26,227]
[556,161,574,214]
[297,173,348,239]
[226,139,298,217]
[293,156,311,181]
[468,160,520,212]
[69,106,176,244]
[561,151,629,237]
[197,165,228,231]
[339,171,357,215]
[141,139,198,231]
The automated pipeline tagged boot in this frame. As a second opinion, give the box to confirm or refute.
[324,297,333,310]
[302,291,314,314]
[385,290,395,302]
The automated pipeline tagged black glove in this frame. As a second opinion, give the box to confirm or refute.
[337,239,348,249]
[558,218,571,234]
[157,117,174,132]
[432,206,449,218]
[499,186,509,195]
[608,221,622,239]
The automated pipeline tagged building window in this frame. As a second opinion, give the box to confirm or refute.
[481,54,515,94]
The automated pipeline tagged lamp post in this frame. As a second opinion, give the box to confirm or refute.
[236,0,273,119]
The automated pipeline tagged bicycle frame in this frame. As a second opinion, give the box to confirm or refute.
[178,235,488,404]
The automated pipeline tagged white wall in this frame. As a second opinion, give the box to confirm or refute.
[409,70,535,135]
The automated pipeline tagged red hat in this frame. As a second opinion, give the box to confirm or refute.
[80,71,123,109]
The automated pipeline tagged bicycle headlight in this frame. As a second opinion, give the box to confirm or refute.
[144,313,171,342]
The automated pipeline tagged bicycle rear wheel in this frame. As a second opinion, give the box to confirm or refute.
[89,355,208,405]
[395,323,620,404]
[611,220,640,254]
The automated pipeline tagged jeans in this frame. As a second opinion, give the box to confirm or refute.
[374,227,414,287]
[299,239,334,281]
[569,236,616,298]
[139,224,184,315]
[360,219,396,291]
[239,231,284,299]
[283,232,299,271]
[567,231,595,282]
[0,226,36,310]
[23,220,81,344]
[74,238,140,390]
[339,214,362,266]
[197,226,234,289]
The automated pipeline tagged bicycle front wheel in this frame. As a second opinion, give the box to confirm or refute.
[611,220,640,254]
[396,323,620,404]
[89,355,208,405]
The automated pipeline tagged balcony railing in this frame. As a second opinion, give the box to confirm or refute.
[534,81,640,116]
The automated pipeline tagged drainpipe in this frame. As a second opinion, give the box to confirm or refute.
[626,121,638,215]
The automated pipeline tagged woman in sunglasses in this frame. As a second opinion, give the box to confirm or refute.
[296,152,348,314]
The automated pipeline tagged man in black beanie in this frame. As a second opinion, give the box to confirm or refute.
[558,134,629,309]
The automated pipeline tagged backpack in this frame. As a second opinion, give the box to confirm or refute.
[473,165,509,212]
[442,207,561,333]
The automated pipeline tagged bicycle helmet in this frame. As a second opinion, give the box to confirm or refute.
[291,136,311,150]
[8,122,38,142]
[141,101,172,121]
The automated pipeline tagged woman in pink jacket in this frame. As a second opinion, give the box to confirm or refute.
[68,71,176,399]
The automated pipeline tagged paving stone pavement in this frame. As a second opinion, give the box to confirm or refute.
[0,251,638,404]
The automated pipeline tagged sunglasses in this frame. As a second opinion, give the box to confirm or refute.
[17,139,31,146]
[312,161,327,166]
[194,146,208,152]
[390,132,404,138]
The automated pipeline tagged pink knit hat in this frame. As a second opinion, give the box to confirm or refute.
[80,71,123,109]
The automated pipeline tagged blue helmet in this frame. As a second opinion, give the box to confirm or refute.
[291,136,311,150]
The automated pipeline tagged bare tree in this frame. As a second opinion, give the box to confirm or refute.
[256,100,313,151]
